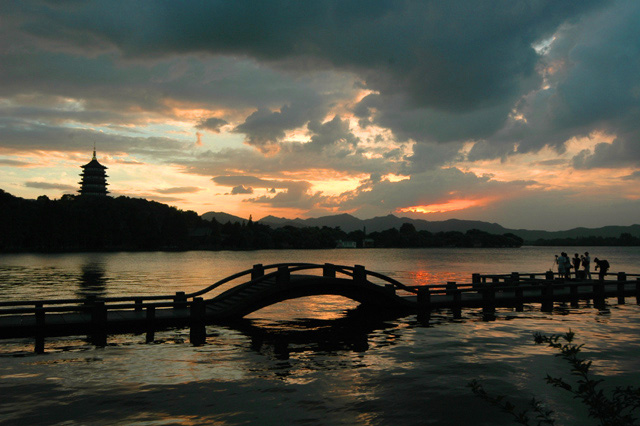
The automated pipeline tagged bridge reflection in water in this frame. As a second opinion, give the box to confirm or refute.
[0,262,638,353]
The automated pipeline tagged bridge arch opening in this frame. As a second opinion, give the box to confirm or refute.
[244,295,360,321]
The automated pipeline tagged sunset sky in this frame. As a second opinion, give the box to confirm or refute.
[1,1,639,231]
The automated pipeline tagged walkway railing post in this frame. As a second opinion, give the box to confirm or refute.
[472,274,480,286]
[417,287,431,325]
[635,278,640,305]
[34,302,45,354]
[593,282,606,310]
[277,266,290,285]
[510,272,519,284]
[618,272,627,282]
[354,265,366,285]
[452,289,462,319]
[84,295,96,310]
[323,263,336,278]
[541,283,553,312]
[545,271,554,281]
[446,282,457,296]
[146,305,155,343]
[515,286,523,312]
[617,281,626,305]
[91,300,107,347]
[174,292,187,310]
[570,284,579,308]
[482,286,495,318]
[190,297,206,346]
[417,287,430,308]
[252,264,264,280]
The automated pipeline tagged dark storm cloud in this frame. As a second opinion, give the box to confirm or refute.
[0,102,137,127]
[0,159,31,167]
[0,118,191,158]
[232,97,324,150]
[24,181,76,191]
[338,167,530,213]
[230,185,253,195]
[407,141,466,172]
[4,0,637,200]
[186,136,401,179]
[246,182,324,209]
[468,0,640,167]
[196,117,228,133]
[212,175,311,192]
[11,1,606,110]
[356,94,512,145]
[622,171,640,180]
[0,46,340,136]
[212,175,318,206]
[305,115,359,153]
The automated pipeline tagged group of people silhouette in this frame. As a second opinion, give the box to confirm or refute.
[554,251,610,281]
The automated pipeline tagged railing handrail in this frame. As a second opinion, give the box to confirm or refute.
[4,278,634,316]
[2,266,637,312]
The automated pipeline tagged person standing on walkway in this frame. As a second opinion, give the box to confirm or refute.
[572,253,581,279]
[561,252,572,280]
[583,252,592,279]
[555,254,564,279]
[594,257,609,281]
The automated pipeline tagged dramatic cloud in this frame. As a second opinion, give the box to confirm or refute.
[233,97,325,151]
[468,0,640,166]
[1,0,638,229]
[155,187,203,195]
[230,185,253,195]
[24,181,76,191]
[0,118,192,159]
[622,171,640,181]
[196,117,228,133]
[0,159,31,167]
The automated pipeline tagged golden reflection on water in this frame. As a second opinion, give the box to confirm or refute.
[245,295,359,321]
[404,269,466,286]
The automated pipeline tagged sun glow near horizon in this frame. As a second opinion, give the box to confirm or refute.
[397,198,490,215]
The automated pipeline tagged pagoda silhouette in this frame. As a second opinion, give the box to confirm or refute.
[78,147,109,196]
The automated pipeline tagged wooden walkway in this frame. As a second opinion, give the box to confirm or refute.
[1,263,639,353]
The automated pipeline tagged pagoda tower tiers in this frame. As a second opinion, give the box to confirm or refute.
[78,148,109,196]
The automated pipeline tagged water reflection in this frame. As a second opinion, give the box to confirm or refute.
[76,260,107,299]
[234,307,410,360]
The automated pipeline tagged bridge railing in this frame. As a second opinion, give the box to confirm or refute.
[0,262,378,316]
[188,262,420,298]
[2,265,637,319]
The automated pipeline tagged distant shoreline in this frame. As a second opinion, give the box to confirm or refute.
[2,244,639,256]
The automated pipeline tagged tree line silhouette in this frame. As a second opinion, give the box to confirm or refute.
[530,233,640,246]
[0,190,525,252]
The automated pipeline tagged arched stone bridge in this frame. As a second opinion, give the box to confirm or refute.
[197,263,416,319]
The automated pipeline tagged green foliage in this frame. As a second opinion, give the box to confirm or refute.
[469,331,640,425]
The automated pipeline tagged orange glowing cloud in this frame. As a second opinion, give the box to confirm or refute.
[398,198,489,214]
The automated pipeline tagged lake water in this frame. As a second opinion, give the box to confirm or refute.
[1,247,639,425]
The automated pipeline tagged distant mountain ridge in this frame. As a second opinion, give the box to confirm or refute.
[258,213,510,234]
[201,211,247,224]
[200,211,640,242]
